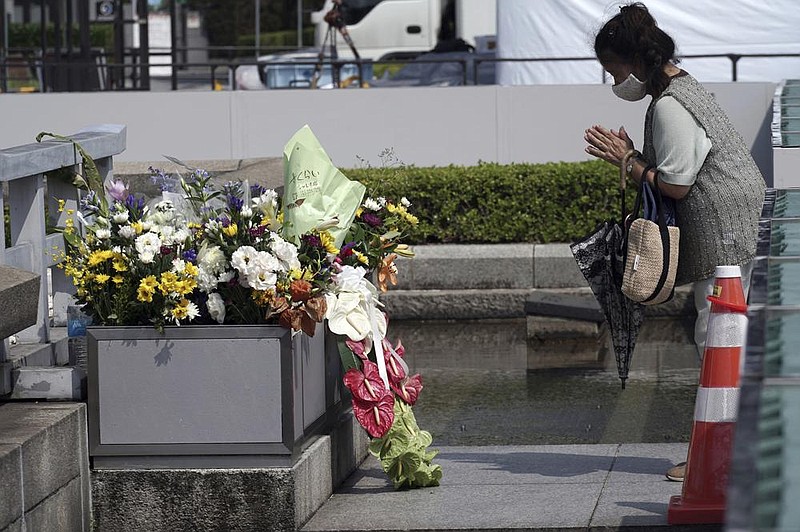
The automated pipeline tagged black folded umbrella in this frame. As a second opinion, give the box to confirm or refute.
[571,220,644,388]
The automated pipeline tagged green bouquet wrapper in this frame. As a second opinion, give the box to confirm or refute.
[282,125,366,247]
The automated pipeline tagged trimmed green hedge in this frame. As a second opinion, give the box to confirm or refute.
[8,23,114,51]
[346,160,625,244]
[3,160,624,248]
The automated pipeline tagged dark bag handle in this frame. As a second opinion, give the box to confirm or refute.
[622,167,675,303]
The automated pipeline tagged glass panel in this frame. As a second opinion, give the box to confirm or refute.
[755,385,800,531]
[763,308,800,376]
[771,191,800,219]
[770,221,800,255]
[766,261,800,306]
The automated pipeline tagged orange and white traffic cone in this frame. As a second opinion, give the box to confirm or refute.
[668,265,748,525]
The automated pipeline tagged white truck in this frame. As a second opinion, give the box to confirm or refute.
[311,0,497,60]
[311,0,799,83]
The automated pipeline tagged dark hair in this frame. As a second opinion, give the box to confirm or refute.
[594,3,676,96]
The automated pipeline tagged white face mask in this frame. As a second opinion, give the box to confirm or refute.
[612,73,647,101]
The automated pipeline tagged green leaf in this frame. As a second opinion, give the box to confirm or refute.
[337,339,361,372]
[386,451,422,484]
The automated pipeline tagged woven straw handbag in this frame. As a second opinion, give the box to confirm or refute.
[621,171,679,305]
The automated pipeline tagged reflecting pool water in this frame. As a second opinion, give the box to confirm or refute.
[387,318,700,446]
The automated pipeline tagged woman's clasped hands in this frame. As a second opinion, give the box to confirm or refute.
[584,125,634,168]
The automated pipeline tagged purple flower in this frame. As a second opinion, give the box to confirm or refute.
[227,194,244,212]
[249,225,267,238]
[182,249,198,263]
[251,184,266,197]
[302,234,322,248]
[125,194,145,212]
[362,213,383,228]
[106,180,128,202]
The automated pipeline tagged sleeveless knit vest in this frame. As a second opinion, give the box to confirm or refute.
[642,74,766,285]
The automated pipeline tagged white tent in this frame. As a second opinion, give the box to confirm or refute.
[496,0,800,85]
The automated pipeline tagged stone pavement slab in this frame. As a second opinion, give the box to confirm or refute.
[302,443,702,531]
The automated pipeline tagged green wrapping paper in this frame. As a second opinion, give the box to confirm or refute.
[282,125,366,247]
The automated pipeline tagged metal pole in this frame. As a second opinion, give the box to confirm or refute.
[170,0,177,89]
[297,0,302,48]
[254,0,260,59]
[0,4,7,93]
[40,0,47,92]
[137,0,149,90]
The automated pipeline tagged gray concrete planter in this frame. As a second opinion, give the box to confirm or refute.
[87,323,343,469]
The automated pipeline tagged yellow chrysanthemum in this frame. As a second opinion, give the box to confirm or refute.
[222,223,238,237]
[171,299,190,320]
[404,213,419,225]
[319,231,339,254]
[353,250,370,265]
[112,275,124,285]
[57,199,66,213]
[136,286,154,303]
[386,203,398,214]
[94,274,110,284]
[252,290,274,306]
[159,272,178,295]
[140,275,158,289]
[183,262,199,277]
[131,221,144,234]
[355,207,364,217]
[112,258,128,272]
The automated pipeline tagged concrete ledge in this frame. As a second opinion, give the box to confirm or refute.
[533,243,587,288]
[394,244,534,290]
[10,367,84,400]
[382,286,695,322]
[0,265,40,340]
[91,411,369,532]
[0,403,90,532]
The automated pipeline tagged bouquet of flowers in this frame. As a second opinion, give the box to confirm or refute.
[52,125,441,489]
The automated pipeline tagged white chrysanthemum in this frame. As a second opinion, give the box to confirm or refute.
[149,200,176,226]
[95,228,111,240]
[198,245,227,274]
[218,270,235,284]
[112,246,123,254]
[171,258,187,273]
[231,246,259,276]
[401,196,412,207]
[117,225,136,239]
[363,197,381,211]
[376,197,387,207]
[172,228,190,244]
[185,301,200,321]
[270,234,300,270]
[196,268,218,292]
[135,232,162,257]
[139,250,156,264]
[112,211,129,224]
[206,292,226,324]
[240,206,253,219]
[159,225,176,244]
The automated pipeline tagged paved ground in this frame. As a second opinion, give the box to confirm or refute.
[303,443,721,531]
[302,443,721,532]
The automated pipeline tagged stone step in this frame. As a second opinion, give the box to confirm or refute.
[0,264,39,340]
[9,366,85,401]
[0,403,90,532]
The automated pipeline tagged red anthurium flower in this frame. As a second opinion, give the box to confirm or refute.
[345,337,372,360]
[391,374,423,406]
[352,393,395,438]
[382,340,406,385]
[342,361,387,402]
